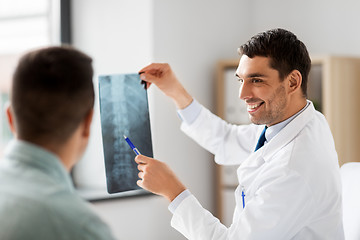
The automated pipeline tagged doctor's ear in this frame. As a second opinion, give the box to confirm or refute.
[5,102,16,135]
[286,70,302,94]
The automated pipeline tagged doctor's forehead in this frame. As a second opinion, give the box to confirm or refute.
[236,55,273,78]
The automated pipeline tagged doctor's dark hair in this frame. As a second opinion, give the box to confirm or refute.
[11,46,94,145]
[238,28,311,97]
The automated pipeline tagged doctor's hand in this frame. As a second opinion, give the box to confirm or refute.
[139,63,193,109]
[135,155,186,202]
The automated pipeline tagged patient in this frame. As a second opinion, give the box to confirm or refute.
[0,46,116,239]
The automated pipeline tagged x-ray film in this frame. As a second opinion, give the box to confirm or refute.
[98,73,153,194]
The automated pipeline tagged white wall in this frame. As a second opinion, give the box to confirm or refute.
[246,0,360,56]
[72,0,360,239]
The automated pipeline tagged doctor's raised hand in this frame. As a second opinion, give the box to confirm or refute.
[135,155,186,202]
[137,64,190,201]
[139,63,193,109]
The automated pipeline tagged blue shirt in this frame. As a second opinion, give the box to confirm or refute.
[0,140,116,240]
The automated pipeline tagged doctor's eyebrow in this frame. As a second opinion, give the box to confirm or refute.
[235,73,268,79]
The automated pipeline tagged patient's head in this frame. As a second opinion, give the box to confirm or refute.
[10,46,94,146]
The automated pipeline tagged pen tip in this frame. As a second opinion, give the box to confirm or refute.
[123,135,127,139]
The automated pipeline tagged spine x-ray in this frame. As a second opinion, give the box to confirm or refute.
[98,73,153,194]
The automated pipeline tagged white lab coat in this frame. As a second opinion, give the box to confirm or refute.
[171,101,344,239]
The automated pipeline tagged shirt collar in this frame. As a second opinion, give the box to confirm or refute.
[3,139,74,192]
[265,101,310,144]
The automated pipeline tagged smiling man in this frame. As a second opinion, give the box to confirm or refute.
[136,28,344,239]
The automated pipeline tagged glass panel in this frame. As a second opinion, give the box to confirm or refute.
[0,93,11,151]
[0,17,50,54]
[0,0,48,18]
[0,0,57,155]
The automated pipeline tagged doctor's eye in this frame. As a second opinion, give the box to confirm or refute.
[251,78,263,83]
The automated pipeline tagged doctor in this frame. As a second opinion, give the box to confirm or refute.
[136,28,344,239]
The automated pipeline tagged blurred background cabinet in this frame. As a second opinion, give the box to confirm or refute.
[215,56,360,225]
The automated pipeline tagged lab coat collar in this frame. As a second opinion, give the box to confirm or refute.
[260,100,315,162]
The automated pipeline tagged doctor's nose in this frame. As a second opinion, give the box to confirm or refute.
[239,81,251,100]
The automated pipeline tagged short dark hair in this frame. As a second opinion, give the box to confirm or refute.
[11,46,94,145]
[238,28,311,96]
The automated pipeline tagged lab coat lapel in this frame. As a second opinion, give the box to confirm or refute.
[237,141,267,185]
[238,101,315,185]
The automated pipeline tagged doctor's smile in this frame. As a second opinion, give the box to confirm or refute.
[246,102,264,112]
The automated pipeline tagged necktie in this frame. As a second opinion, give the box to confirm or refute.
[255,126,267,151]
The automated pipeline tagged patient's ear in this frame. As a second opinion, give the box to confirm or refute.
[82,109,94,138]
[5,103,16,134]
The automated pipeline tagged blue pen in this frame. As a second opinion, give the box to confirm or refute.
[123,135,141,155]
[241,186,246,208]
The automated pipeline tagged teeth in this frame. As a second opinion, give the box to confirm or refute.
[248,103,261,109]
